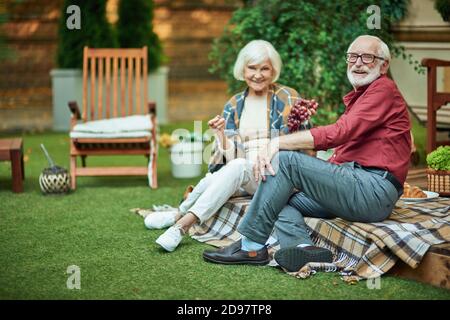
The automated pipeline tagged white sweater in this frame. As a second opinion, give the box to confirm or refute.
[219,94,270,163]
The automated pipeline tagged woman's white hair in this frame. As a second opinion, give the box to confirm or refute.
[348,35,391,62]
[233,40,282,82]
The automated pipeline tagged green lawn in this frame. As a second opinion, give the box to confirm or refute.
[0,123,449,300]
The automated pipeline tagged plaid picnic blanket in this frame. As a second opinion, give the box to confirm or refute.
[188,196,450,282]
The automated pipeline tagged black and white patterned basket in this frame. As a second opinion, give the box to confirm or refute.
[39,166,71,194]
[39,144,71,195]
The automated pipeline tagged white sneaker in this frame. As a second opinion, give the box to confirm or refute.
[152,204,178,211]
[144,210,178,229]
[155,225,184,252]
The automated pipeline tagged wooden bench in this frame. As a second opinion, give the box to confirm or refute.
[0,138,24,193]
[389,243,449,289]
[386,168,449,289]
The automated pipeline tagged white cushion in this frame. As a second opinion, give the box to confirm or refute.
[70,115,152,139]
[73,115,152,133]
[70,131,151,139]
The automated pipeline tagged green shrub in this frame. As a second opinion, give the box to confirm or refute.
[426,146,450,171]
[0,5,14,62]
[210,0,420,125]
[57,0,117,69]
[117,0,163,72]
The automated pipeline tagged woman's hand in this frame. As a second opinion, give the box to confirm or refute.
[209,115,228,151]
[253,139,279,182]
[208,115,226,134]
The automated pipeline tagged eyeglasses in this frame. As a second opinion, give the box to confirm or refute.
[346,53,385,64]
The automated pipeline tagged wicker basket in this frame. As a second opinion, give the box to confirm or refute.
[39,166,71,195]
[426,168,450,196]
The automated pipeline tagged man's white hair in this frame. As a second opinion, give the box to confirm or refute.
[347,35,391,62]
[233,40,282,82]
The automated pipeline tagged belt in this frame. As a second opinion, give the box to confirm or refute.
[359,166,403,195]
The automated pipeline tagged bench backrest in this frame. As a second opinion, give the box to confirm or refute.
[421,58,450,153]
[409,104,450,129]
[82,46,148,122]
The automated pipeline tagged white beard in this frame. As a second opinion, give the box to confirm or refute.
[347,63,382,88]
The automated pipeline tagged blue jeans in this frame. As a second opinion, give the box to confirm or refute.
[237,151,400,248]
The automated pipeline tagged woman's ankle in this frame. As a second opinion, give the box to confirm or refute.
[174,213,182,221]
[176,212,199,233]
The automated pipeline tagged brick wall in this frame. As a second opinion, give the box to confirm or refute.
[0,0,62,131]
[0,0,239,132]
[152,0,239,122]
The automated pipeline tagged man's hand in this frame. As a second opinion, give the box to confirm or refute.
[253,139,279,182]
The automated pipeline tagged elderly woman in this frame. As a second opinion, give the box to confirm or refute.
[147,40,302,252]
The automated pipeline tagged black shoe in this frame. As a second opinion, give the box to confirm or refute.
[274,246,333,272]
[203,240,270,265]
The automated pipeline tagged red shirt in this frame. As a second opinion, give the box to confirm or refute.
[310,75,411,184]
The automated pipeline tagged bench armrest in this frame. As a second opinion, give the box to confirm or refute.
[148,102,157,116]
[68,101,81,120]
[68,101,81,130]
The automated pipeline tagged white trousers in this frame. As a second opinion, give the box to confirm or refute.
[179,158,258,223]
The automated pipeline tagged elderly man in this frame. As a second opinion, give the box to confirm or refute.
[203,35,412,272]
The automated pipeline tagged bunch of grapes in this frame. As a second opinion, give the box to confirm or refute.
[287,98,319,133]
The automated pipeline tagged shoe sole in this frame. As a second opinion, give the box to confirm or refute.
[202,253,270,266]
[274,247,333,272]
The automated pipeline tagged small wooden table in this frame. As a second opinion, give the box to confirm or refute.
[0,138,24,193]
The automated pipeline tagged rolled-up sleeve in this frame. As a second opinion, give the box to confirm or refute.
[310,126,329,151]
[216,136,236,161]
[213,102,238,161]
[310,81,393,151]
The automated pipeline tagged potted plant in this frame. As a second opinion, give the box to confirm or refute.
[51,0,168,131]
[435,0,450,22]
[159,132,206,179]
[51,0,116,131]
[426,146,450,196]
[117,0,168,124]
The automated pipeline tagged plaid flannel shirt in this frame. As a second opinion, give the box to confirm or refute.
[208,83,302,172]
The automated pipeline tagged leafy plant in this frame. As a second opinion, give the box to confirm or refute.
[117,0,163,72]
[159,131,209,149]
[210,0,421,125]
[57,0,117,69]
[426,146,450,171]
[159,133,178,149]
[435,0,450,22]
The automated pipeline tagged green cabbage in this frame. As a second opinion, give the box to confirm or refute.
[426,146,450,171]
